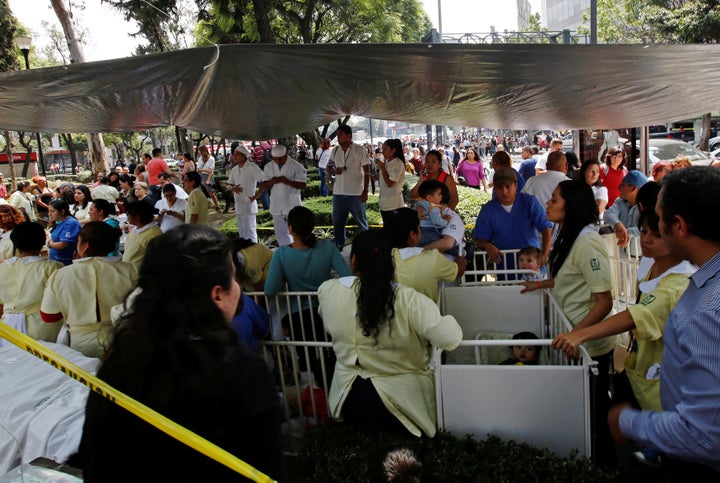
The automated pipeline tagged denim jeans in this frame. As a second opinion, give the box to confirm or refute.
[318,167,329,197]
[332,194,368,248]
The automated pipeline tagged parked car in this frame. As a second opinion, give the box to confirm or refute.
[647,138,713,169]
[707,135,720,151]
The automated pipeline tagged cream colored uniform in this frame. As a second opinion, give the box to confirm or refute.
[0,256,64,342]
[41,257,137,358]
[122,222,162,272]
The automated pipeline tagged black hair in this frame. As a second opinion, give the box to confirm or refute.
[118,174,134,185]
[384,207,420,248]
[91,198,116,217]
[604,146,626,169]
[183,170,209,198]
[74,185,92,208]
[125,200,157,224]
[49,199,71,217]
[383,139,405,163]
[418,179,444,199]
[287,206,317,248]
[579,159,604,187]
[107,225,237,388]
[336,124,352,135]
[636,181,660,213]
[10,221,46,252]
[638,208,660,234]
[548,180,598,278]
[151,147,162,157]
[660,166,720,242]
[565,151,580,170]
[162,183,177,194]
[491,151,512,168]
[351,230,396,341]
[100,176,111,184]
[80,221,121,257]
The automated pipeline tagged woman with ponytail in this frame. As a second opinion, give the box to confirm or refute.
[318,229,462,437]
[265,206,351,361]
[520,179,617,466]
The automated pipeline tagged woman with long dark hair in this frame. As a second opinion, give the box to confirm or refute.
[600,146,628,208]
[579,159,609,219]
[71,184,93,224]
[78,225,285,481]
[318,229,462,437]
[521,179,616,466]
[376,138,407,225]
[410,149,460,209]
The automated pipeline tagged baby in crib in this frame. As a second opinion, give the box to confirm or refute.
[517,246,547,281]
[500,331,540,366]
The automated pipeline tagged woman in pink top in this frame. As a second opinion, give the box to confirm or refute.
[454,147,488,191]
[599,146,627,208]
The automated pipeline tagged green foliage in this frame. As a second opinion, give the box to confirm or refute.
[0,0,19,73]
[301,422,617,482]
[579,0,720,44]
[197,0,431,45]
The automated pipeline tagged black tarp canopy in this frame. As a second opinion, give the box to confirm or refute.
[0,43,718,138]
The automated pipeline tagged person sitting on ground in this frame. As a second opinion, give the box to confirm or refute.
[154,183,186,233]
[517,246,547,281]
[318,229,462,437]
[500,331,541,366]
[385,207,466,303]
[0,221,64,343]
[41,221,137,357]
[78,224,285,482]
[122,200,162,272]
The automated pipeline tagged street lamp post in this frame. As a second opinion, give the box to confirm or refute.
[13,35,47,177]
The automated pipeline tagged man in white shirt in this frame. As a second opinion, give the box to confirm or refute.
[327,125,370,249]
[316,137,332,197]
[90,176,120,204]
[251,144,306,246]
[522,151,570,208]
[157,172,188,200]
[535,138,563,175]
[228,145,266,242]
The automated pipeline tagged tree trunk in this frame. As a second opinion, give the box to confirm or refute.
[175,126,192,155]
[18,132,33,177]
[51,0,108,175]
[4,131,17,191]
[699,113,711,151]
[61,133,78,173]
[252,0,274,43]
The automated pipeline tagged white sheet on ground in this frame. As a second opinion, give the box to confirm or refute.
[0,342,99,476]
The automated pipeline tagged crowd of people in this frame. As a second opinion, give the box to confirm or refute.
[1,129,719,480]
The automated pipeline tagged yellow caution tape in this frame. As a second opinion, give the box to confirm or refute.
[0,323,276,483]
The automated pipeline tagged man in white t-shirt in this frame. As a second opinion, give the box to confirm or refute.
[316,137,332,197]
[535,138,563,176]
[228,145,266,242]
[251,145,306,246]
[327,125,370,249]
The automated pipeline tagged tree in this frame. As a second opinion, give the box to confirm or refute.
[51,0,110,175]
[0,0,19,188]
[581,0,719,149]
